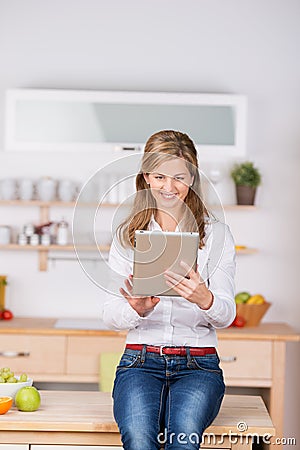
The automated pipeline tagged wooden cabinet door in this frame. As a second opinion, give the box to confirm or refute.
[66,336,126,376]
[218,339,272,386]
[31,446,123,449]
[0,334,66,374]
[0,446,29,450]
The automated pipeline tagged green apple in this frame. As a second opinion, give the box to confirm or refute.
[15,386,41,412]
[235,292,251,304]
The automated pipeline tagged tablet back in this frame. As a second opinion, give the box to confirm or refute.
[132,230,199,297]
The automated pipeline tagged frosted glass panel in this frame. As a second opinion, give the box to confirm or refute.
[15,100,235,145]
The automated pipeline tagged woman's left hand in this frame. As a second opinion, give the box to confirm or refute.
[164,261,213,310]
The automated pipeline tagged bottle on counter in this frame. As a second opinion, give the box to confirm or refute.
[56,218,69,246]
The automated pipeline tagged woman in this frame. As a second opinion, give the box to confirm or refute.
[103,130,236,450]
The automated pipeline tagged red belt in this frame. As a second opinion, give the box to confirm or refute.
[125,344,216,356]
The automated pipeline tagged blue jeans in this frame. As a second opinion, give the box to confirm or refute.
[112,346,225,450]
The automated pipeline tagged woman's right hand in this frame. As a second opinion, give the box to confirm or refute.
[119,275,160,317]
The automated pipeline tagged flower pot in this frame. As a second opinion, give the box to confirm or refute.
[236,185,257,205]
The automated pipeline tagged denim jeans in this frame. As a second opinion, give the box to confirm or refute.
[112,346,225,450]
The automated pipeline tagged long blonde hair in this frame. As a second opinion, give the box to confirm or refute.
[117,130,209,248]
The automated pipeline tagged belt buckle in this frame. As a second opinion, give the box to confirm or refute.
[159,345,166,356]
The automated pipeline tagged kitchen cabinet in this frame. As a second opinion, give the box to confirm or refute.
[0,446,29,450]
[31,447,122,449]
[0,334,65,375]
[5,89,247,159]
[0,318,126,383]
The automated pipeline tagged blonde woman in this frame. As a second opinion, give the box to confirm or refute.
[103,130,236,450]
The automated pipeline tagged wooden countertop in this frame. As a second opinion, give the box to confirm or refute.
[0,317,127,336]
[0,391,275,436]
[0,318,299,341]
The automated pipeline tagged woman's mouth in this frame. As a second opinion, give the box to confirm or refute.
[160,191,178,200]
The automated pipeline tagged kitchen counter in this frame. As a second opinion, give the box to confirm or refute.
[0,317,127,336]
[0,317,299,340]
[0,391,275,448]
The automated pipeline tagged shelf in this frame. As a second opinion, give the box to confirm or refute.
[235,247,258,254]
[0,200,257,209]
[0,244,110,252]
[0,243,110,271]
[0,199,258,270]
[209,204,257,210]
[0,200,120,207]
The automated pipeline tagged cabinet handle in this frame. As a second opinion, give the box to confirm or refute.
[0,351,30,358]
[220,356,237,362]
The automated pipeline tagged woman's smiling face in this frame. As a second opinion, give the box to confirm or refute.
[144,157,194,209]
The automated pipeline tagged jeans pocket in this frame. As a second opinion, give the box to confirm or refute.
[190,354,223,374]
[116,352,140,370]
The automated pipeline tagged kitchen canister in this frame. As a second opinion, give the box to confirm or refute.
[58,179,76,202]
[56,218,68,245]
[0,226,11,245]
[0,179,17,200]
[18,178,34,201]
[37,177,56,201]
[30,234,40,246]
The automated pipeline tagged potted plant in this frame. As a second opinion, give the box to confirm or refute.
[230,161,262,205]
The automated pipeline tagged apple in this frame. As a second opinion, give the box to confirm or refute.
[0,309,14,320]
[235,292,251,304]
[229,315,246,328]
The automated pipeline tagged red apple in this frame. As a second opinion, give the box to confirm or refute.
[229,315,246,328]
[1,309,14,320]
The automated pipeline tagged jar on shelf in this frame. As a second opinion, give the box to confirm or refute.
[41,233,51,246]
[30,234,40,246]
[56,218,68,245]
[0,225,11,245]
[17,233,28,245]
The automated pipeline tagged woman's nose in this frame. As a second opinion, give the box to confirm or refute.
[162,177,174,191]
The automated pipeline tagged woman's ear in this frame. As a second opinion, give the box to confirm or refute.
[143,173,150,185]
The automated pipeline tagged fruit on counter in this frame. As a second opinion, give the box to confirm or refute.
[235,292,267,305]
[19,373,28,382]
[0,396,13,415]
[235,292,251,304]
[247,294,265,304]
[0,309,14,320]
[0,367,28,383]
[15,386,41,412]
[229,315,246,328]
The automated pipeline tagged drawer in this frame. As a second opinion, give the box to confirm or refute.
[0,334,66,374]
[67,336,126,375]
[217,339,272,380]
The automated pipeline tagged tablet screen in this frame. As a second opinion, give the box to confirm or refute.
[132,230,199,297]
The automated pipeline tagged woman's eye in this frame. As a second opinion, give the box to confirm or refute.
[154,176,164,180]
[175,177,184,181]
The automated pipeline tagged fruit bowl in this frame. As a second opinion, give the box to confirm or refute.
[236,302,271,327]
[0,377,33,400]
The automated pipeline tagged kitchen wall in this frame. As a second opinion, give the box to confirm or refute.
[0,0,299,445]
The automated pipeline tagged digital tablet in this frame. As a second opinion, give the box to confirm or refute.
[132,230,199,297]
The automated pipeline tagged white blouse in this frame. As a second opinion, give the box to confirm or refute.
[102,217,236,348]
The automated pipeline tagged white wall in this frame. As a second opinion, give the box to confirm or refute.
[0,0,299,445]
